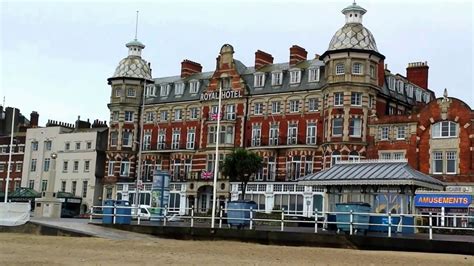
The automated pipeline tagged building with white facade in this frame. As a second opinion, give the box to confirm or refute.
[21,119,108,213]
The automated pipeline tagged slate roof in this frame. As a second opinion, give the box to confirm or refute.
[298,161,444,190]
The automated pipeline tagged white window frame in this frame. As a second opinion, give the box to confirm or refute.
[349,118,361,137]
[175,82,184,95]
[84,160,90,172]
[432,121,457,138]
[157,130,166,149]
[432,151,443,174]
[446,151,457,174]
[306,123,317,144]
[350,92,362,106]
[334,92,344,106]
[160,110,168,121]
[397,126,406,140]
[397,80,404,93]
[254,73,265,87]
[332,118,343,136]
[308,98,318,112]
[145,112,155,123]
[289,70,301,84]
[226,104,236,120]
[308,68,320,82]
[271,72,282,86]
[380,126,389,140]
[186,129,195,149]
[112,111,119,122]
[110,131,118,146]
[352,62,363,75]
[251,125,261,147]
[124,111,134,122]
[174,109,183,121]
[127,88,136,97]
[160,84,170,97]
[189,80,200,94]
[335,63,345,75]
[271,101,281,114]
[254,102,263,115]
[287,123,298,145]
[120,161,130,177]
[172,130,180,149]
[143,132,152,150]
[269,125,279,145]
[145,84,156,97]
[190,107,199,120]
[107,161,115,176]
[122,131,133,147]
[289,100,299,113]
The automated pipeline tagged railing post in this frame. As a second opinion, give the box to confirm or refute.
[219,208,223,228]
[399,213,403,233]
[388,212,392,238]
[113,205,117,225]
[429,212,433,240]
[249,207,253,230]
[349,210,353,235]
[280,208,285,232]
[89,206,93,222]
[163,205,168,226]
[137,209,141,225]
[314,208,318,233]
[191,205,194,228]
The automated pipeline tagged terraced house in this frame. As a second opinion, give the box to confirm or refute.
[103,2,474,215]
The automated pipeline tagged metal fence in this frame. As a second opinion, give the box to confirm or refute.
[89,205,474,240]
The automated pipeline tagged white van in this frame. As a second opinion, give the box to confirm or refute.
[131,206,151,220]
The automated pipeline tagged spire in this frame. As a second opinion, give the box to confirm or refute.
[342,1,367,24]
[126,10,145,57]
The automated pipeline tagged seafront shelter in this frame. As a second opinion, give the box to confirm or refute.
[299,160,444,214]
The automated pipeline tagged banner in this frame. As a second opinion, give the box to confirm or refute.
[150,171,170,220]
[0,202,31,226]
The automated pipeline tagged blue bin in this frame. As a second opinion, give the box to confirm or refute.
[102,199,115,224]
[369,215,415,234]
[115,200,131,225]
[335,202,371,233]
[227,201,257,228]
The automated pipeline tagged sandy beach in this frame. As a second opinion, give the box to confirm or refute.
[0,233,472,265]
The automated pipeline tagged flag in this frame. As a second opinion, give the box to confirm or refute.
[202,170,213,180]
[210,112,223,120]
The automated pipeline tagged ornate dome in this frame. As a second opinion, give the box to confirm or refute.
[328,23,378,52]
[327,2,378,52]
[112,56,152,79]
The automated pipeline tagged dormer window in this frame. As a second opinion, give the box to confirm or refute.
[423,93,430,103]
[145,85,156,97]
[160,84,170,97]
[175,83,184,95]
[335,63,345,75]
[289,70,301,84]
[271,72,282,86]
[352,63,363,75]
[389,77,396,91]
[189,80,200,94]
[254,73,265,87]
[397,80,404,93]
[406,85,413,98]
[415,89,422,102]
[220,78,231,89]
[308,68,320,82]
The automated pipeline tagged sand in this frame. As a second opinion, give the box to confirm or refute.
[0,233,472,265]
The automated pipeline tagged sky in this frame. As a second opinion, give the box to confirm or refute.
[1,0,473,126]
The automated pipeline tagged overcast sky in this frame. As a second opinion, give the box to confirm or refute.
[1,0,473,126]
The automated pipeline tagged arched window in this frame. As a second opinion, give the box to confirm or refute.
[331,150,341,166]
[348,151,360,162]
[432,121,457,138]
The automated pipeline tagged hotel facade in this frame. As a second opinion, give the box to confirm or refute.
[103,3,474,215]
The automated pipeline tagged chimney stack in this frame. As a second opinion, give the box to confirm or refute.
[254,50,274,69]
[30,111,39,128]
[406,61,429,90]
[181,59,202,78]
[289,45,308,66]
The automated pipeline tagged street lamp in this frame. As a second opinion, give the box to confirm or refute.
[34,151,62,218]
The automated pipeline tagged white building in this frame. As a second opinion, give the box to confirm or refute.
[21,119,108,213]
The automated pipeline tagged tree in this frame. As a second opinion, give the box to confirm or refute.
[221,148,263,200]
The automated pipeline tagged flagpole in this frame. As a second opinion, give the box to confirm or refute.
[4,107,16,203]
[135,80,146,213]
[211,85,222,228]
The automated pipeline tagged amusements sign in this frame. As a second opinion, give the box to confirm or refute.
[414,194,472,208]
[200,90,242,101]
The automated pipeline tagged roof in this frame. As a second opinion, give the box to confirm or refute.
[298,160,444,190]
[341,2,367,14]
[0,187,41,198]
[126,39,145,48]
[112,56,152,80]
[328,23,378,52]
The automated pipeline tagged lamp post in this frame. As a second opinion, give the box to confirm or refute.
[3,107,15,203]
[211,84,222,228]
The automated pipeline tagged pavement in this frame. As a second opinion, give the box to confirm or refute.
[30,217,474,243]
[30,217,158,240]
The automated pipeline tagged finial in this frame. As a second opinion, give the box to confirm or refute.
[134,10,139,41]
[443,88,448,99]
